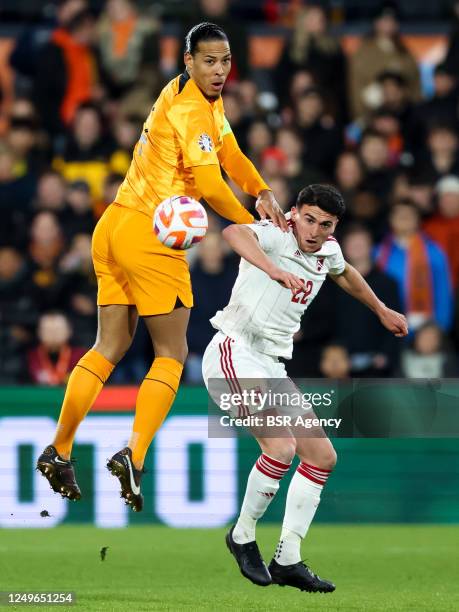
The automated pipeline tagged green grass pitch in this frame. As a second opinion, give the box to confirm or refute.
[1,525,458,611]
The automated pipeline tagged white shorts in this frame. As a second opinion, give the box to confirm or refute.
[202,331,299,418]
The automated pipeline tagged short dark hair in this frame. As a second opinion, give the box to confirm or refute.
[296,184,346,219]
[185,22,228,55]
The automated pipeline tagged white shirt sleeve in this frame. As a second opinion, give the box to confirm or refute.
[247,221,285,254]
[327,242,346,275]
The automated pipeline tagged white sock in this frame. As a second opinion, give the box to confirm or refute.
[232,454,291,544]
[275,462,332,565]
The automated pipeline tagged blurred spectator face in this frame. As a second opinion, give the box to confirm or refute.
[11,98,36,119]
[238,80,258,112]
[335,152,363,190]
[30,212,63,244]
[222,93,242,125]
[371,113,400,138]
[438,191,459,218]
[8,122,36,157]
[374,13,399,38]
[71,12,96,46]
[106,0,134,21]
[102,174,123,204]
[199,0,228,17]
[276,128,302,159]
[0,247,23,281]
[434,70,455,97]
[320,345,351,379]
[296,91,323,127]
[428,127,458,155]
[380,77,406,108]
[247,121,272,154]
[67,182,92,213]
[360,134,389,170]
[74,107,102,148]
[269,177,291,211]
[71,233,92,263]
[38,313,72,351]
[300,6,327,35]
[260,147,287,179]
[342,229,372,265]
[196,232,225,273]
[114,116,140,150]
[389,203,419,237]
[57,0,87,26]
[352,191,381,221]
[414,323,442,355]
[36,172,67,211]
[409,182,433,214]
[290,70,315,102]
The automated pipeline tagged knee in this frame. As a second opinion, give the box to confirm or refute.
[154,340,188,365]
[298,444,337,471]
[93,339,131,365]
[261,439,296,465]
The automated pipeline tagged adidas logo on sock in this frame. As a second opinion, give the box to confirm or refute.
[257,490,275,499]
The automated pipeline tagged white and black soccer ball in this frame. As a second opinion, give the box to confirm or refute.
[153,195,208,249]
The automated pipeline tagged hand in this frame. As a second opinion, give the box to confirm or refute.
[378,306,408,337]
[256,189,289,232]
[268,266,305,294]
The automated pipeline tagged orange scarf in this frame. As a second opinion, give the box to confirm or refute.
[37,345,72,385]
[112,16,137,57]
[52,28,94,124]
[406,234,434,317]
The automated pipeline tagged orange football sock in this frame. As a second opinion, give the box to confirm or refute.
[129,357,183,469]
[53,350,115,458]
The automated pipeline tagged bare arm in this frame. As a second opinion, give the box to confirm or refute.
[330,263,408,337]
[222,224,304,293]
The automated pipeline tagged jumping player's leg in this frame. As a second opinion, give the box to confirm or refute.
[36,305,137,499]
[128,303,190,470]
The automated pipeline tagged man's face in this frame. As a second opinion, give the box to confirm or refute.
[185,40,231,99]
[291,204,338,253]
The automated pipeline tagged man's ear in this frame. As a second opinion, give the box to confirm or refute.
[184,52,193,72]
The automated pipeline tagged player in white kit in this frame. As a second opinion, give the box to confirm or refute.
[202,184,408,592]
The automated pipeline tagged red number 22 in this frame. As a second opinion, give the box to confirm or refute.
[291,279,313,304]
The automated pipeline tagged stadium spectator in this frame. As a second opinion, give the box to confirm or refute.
[349,2,421,120]
[267,176,293,212]
[0,246,35,383]
[246,120,272,166]
[414,122,459,182]
[275,126,321,195]
[27,211,70,313]
[319,344,352,379]
[53,103,115,199]
[294,87,342,177]
[183,0,249,81]
[334,224,402,376]
[400,321,458,378]
[33,170,67,213]
[0,141,36,247]
[375,199,453,332]
[334,151,365,220]
[359,129,395,202]
[33,8,97,137]
[423,175,459,289]
[59,180,95,241]
[97,0,162,118]
[186,232,237,383]
[276,4,347,122]
[94,172,123,219]
[27,311,86,385]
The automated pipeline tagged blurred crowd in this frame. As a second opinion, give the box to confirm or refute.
[2,0,459,385]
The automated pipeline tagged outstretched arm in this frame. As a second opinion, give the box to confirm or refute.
[330,263,408,337]
[218,131,288,231]
[222,224,304,294]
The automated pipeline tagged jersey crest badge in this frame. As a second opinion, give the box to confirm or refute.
[198,133,213,152]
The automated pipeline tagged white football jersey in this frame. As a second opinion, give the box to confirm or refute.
[210,219,346,358]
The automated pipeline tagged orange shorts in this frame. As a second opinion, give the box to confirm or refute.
[92,203,193,315]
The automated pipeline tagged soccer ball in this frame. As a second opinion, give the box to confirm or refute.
[153,195,208,249]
